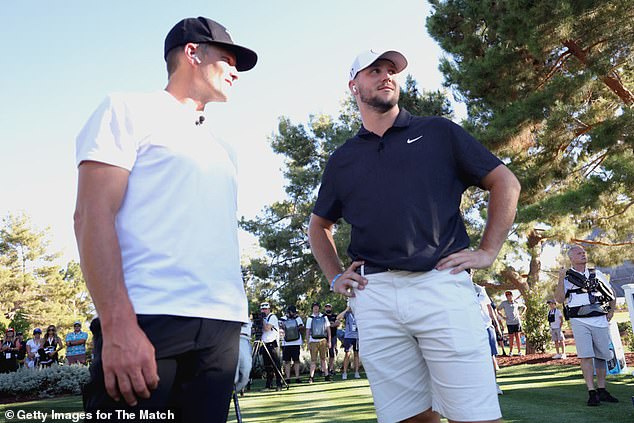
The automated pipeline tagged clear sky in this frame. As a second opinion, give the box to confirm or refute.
[0,1,463,263]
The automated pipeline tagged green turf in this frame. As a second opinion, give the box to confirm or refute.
[2,366,633,422]
[497,364,634,423]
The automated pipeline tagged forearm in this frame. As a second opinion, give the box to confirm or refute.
[75,213,136,337]
[478,167,521,257]
[555,274,566,304]
[308,214,343,282]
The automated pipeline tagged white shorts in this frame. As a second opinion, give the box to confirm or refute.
[569,318,611,359]
[550,328,565,342]
[350,268,501,422]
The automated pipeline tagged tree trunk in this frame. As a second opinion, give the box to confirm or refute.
[526,229,544,288]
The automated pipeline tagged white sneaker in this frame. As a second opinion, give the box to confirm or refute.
[342,372,347,380]
[560,354,567,359]
[497,384,503,395]
[354,372,361,379]
[553,354,561,359]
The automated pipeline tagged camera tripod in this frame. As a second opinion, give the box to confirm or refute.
[249,339,289,390]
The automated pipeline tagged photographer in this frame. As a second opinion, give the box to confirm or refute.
[555,245,618,406]
[280,305,304,384]
[260,302,283,391]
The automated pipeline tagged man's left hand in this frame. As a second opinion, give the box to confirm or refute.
[607,310,615,322]
[234,334,252,392]
[435,248,496,274]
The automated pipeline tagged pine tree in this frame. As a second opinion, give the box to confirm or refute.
[0,213,93,337]
[427,0,634,351]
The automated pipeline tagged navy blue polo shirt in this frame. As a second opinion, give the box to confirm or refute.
[313,109,503,271]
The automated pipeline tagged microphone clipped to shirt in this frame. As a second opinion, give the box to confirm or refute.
[195,115,205,126]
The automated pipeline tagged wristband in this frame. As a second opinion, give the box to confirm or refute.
[330,273,343,291]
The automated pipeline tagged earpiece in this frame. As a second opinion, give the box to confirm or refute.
[193,55,202,64]
[352,86,358,93]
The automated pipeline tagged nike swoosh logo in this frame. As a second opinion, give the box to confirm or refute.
[406,135,423,144]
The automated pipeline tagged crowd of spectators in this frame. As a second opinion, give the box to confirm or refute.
[260,301,361,389]
[0,322,89,372]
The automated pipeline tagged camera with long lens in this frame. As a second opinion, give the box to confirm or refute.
[251,312,264,341]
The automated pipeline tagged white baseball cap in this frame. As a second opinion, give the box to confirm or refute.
[349,49,408,81]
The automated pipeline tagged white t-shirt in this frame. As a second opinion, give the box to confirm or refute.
[548,308,563,329]
[26,339,42,363]
[306,313,330,343]
[75,91,247,323]
[565,268,611,328]
[281,316,304,347]
[261,313,279,343]
[474,284,493,328]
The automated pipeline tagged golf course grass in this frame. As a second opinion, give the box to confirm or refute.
[2,365,633,422]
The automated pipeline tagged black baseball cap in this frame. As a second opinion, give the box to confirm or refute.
[164,17,258,71]
[312,302,320,308]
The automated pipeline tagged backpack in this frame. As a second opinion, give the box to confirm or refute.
[283,318,300,342]
[310,315,328,339]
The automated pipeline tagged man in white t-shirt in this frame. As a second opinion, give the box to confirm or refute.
[280,305,304,384]
[306,302,331,383]
[260,302,282,391]
[74,17,257,421]
[474,283,503,395]
[546,300,566,359]
[555,245,618,406]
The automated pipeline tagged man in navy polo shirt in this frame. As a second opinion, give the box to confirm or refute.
[308,49,520,423]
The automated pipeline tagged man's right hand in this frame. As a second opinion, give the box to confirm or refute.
[101,323,159,406]
[333,261,368,298]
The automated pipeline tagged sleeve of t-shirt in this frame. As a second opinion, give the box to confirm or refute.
[75,94,138,171]
[297,317,304,327]
[312,155,343,222]
[444,118,503,189]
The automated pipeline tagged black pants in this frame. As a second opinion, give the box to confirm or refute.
[261,341,282,387]
[84,315,240,423]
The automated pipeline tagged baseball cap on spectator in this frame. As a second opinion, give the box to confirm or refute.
[74,321,81,326]
[504,290,513,295]
[33,328,42,334]
[349,49,408,80]
[164,16,258,71]
[546,299,556,304]
[6,328,14,333]
[260,302,270,309]
[16,332,23,336]
[325,303,332,307]
[312,302,320,308]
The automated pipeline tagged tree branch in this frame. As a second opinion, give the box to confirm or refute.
[572,238,634,247]
[563,39,634,105]
[597,200,634,221]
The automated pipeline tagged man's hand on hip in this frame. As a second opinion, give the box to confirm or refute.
[435,248,496,274]
[333,261,368,297]
[101,322,159,406]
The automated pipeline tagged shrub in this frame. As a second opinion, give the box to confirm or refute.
[0,365,90,401]
[617,321,634,352]
[523,288,551,353]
